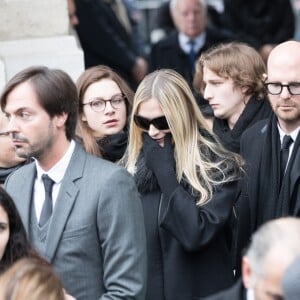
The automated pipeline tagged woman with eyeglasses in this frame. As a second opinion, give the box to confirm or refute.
[76,65,133,162]
[194,42,272,153]
[124,69,244,299]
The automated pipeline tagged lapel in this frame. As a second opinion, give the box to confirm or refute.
[290,134,300,213]
[16,163,36,235]
[248,124,267,230]
[44,143,86,262]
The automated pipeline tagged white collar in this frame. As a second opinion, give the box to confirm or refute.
[35,140,76,183]
[277,124,300,144]
[246,288,255,300]
[178,31,206,54]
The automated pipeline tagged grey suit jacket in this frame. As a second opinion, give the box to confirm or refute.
[5,143,147,300]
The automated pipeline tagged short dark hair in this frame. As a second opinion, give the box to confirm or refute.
[0,66,78,140]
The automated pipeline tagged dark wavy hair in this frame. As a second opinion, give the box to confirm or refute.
[0,187,35,273]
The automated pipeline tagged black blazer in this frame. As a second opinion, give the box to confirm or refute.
[235,120,300,273]
[202,279,246,300]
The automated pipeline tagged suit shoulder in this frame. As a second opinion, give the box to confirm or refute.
[152,31,178,49]
[84,153,131,178]
[5,161,34,180]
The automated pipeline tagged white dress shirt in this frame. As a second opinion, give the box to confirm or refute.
[178,31,206,54]
[278,125,300,164]
[34,140,75,221]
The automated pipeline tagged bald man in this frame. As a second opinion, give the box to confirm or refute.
[204,218,300,300]
[235,41,300,272]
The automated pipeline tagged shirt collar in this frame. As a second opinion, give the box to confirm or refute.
[277,124,300,144]
[178,31,206,54]
[246,288,255,300]
[35,140,76,183]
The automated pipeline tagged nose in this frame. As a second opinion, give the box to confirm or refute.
[148,124,159,137]
[280,86,292,100]
[6,116,19,134]
[203,85,212,102]
[70,14,79,26]
[103,101,115,114]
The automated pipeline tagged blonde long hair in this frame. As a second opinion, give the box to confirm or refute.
[126,69,243,205]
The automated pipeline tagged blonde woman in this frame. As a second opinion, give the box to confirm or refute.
[125,69,243,299]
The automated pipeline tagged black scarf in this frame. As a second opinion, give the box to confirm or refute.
[213,96,271,153]
[257,115,300,226]
[97,132,128,162]
[0,161,28,184]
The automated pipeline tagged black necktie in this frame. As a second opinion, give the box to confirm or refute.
[188,39,196,74]
[280,135,293,183]
[39,174,54,227]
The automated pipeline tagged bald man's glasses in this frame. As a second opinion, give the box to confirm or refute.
[265,82,300,95]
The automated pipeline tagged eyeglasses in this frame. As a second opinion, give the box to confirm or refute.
[133,115,169,130]
[82,94,126,112]
[265,82,300,95]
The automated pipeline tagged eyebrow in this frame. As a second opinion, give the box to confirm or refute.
[0,132,9,137]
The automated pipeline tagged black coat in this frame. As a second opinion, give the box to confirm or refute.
[202,279,246,300]
[74,0,139,87]
[221,0,295,49]
[139,177,237,299]
[235,120,300,273]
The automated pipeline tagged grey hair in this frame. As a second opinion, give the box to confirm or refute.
[246,218,300,284]
[170,0,207,14]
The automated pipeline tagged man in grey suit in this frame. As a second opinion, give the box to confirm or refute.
[0,66,147,300]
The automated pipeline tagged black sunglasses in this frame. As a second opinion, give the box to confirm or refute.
[133,115,169,130]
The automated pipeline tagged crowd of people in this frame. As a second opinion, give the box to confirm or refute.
[0,0,299,299]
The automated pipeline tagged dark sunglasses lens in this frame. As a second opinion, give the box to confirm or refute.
[134,115,150,130]
[152,116,169,130]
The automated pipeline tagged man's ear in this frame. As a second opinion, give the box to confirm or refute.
[55,112,68,128]
[242,256,253,289]
[262,73,268,82]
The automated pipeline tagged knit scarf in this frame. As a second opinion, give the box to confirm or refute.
[97,132,128,162]
[213,96,270,153]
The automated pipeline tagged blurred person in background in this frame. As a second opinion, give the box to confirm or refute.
[282,255,300,300]
[220,0,295,64]
[204,217,300,300]
[0,110,27,186]
[71,0,147,89]
[149,0,233,111]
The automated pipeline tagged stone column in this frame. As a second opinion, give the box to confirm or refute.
[0,0,84,91]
